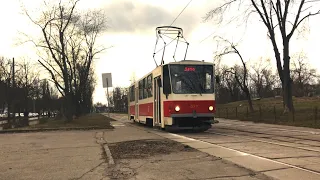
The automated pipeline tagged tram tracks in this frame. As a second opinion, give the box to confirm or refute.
[205,129,320,153]
[208,125,320,152]
[172,124,320,175]
[217,121,320,135]
[108,114,320,177]
[171,132,320,177]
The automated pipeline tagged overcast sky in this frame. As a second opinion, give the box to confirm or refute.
[1,0,320,104]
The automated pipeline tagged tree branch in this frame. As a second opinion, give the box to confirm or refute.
[289,9,320,38]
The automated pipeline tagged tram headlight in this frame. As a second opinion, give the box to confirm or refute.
[175,106,180,112]
[209,106,214,111]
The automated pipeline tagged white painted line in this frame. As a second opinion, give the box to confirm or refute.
[169,133,249,156]
[112,124,125,126]
[170,133,320,176]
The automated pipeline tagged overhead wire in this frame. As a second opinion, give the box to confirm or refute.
[198,30,217,44]
[155,0,193,54]
[164,0,193,33]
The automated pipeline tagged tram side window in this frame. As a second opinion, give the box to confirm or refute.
[132,85,135,101]
[143,78,148,99]
[139,81,143,100]
[175,81,182,93]
[147,74,153,97]
[129,86,131,101]
[130,85,135,102]
[129,87,132,102]
[206,73,212,90]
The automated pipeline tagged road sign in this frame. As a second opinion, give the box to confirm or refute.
[102,73,112,88]
[102,73,112,117]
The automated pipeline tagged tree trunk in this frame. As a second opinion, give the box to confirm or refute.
[7,102,11,120]
[244,88,254,112]
[282,40,294,113]
[64,92,74,122]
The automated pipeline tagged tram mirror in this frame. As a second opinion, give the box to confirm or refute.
[215,75,221,84]
[157,78,162,87]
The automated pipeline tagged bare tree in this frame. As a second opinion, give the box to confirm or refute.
[16,60,40,115]
[205,0,320,112]
[112,87,128,113]
[291,51,318,97]
[217,66,244,103]
[250,58,276,98]
[214,37,254,111]
[22,0,108,121]
[0,57,15,119]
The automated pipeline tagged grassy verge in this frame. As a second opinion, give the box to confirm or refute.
[216,97,320,129]
[23,113,115,130]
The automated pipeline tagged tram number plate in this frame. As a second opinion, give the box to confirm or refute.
[190,104,199,108]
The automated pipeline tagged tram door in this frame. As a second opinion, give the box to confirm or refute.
[135,86,139,120]
[154,76,161,126]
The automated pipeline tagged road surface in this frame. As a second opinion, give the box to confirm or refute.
[0,130,109,180]
[110,113,320,180]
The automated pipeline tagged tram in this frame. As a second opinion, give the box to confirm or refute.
[127,26,218,132]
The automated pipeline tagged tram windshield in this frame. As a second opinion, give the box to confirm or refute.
[170,64,214,94]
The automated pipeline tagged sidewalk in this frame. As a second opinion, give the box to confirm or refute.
[102,115,272,180]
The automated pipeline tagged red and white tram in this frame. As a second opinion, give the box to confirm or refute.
[127,26,217,132]
[128,60,216,132]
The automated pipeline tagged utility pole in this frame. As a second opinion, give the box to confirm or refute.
[12,58,15,120]
[106,78,110,117]
[12,58,15,87]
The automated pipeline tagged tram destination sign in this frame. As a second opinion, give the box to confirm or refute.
[184,66,195,72]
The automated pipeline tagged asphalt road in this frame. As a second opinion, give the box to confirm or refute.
[1,114,319,180]
[0,130,110,180]
[110,113,320,179]
[186,118,320,173]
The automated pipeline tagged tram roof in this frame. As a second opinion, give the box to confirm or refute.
[166,60,213,65]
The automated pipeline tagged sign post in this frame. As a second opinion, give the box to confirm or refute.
[106,77,110,117]
[102,73,112,117]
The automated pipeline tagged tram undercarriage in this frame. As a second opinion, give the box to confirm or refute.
[164,117,213,132]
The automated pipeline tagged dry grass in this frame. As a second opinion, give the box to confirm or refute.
[27,113,114,129]
[216,97,320,128]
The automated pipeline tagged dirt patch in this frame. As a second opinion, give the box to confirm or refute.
[108,139,196,160]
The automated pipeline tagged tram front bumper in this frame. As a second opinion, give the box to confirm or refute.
[169,113,216,127]
[171,113,214,118]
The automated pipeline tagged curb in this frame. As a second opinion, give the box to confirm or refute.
[103,143,115,165]
[0,126,114,134]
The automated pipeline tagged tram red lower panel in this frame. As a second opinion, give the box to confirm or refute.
[139,102,153,116]
[163,100,215,117]
[129,105,135,115]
